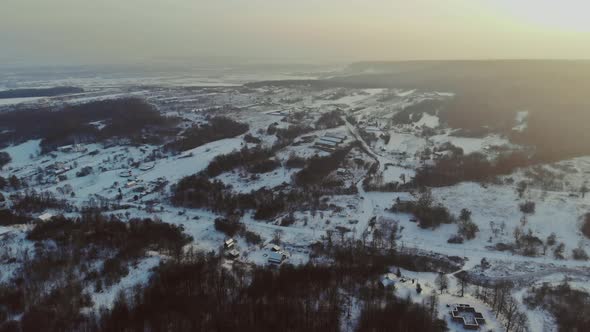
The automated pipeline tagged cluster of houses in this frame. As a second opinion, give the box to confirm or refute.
[34,162,74,184]
[224,238,240,259]
[314,133,347,152]
[50,162,72,177]
[122,177,167,202]
[223,239,288,265]
[58,144,88,154]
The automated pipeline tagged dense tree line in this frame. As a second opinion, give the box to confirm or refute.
[317,224,464,274]
[412,151,532,187]
[0,175,24,191]
[0,209,30,226]
[0,152,11,169]
[392,99,443,125]
[166,117,248,152]
[295,147,351,186]
[443,101,590,173]
[243,133,261,144]
[10,190,70,213]
[285,153,307,168]
[512,108,590,163]
[171,175,234,210]
[171,174,301,220]
[95,252,445,332]
[28,213,191,259]
[0,213,191,332]
[0,98,176,151]
[204,146,275,177]
[315,110,345,129]
[269,124,314,143]
[214,216,244,237]
[357,296,446,332]
[390,189,455,229]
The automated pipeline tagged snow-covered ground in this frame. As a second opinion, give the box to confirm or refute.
[1,79,588,331]
[431,133,512,155]
[383,268,504,332]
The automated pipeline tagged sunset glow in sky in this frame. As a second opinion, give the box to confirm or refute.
[2,0,590,65]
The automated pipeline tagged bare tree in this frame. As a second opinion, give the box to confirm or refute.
[424,290,439,318]
[581,182,588,198]
[434,273,449,294]
[456,273,468,297]
[504,297,520,331]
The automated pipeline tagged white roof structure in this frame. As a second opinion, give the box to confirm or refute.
[320,136,343,144]
[224,238,235,247]
[268,251,284,264]
[317,139,339,147]
[37,212,53,222]
[325,133,347,140]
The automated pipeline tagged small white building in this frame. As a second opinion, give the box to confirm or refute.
[224,238,235,249]
[119,170,133,178]
[268,251,285,265]
[37,212,53,222]
[139,162,155,171]
[58,144,87,153]
[227,249,240,259]
[317,138,340,147]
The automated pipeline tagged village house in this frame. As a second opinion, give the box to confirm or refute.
[37,212,54,222]
[119,170,133,178]
[58,144,88,154]
[268,251,286,265]
[224,238,235,249]
[227,249,240,259]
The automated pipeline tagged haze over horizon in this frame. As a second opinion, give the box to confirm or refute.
[2,0,590,67]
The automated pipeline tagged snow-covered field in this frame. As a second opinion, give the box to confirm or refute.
[1,77,588,331]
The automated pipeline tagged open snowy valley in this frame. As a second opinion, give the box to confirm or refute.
[1,62,590,332]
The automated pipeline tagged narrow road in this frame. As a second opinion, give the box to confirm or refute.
[343,118,381,169]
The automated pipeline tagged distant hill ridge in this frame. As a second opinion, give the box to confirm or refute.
[0,86,83,99]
